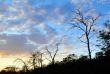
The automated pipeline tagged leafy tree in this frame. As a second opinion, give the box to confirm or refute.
[62,54,77,62]
[95,51,104,58]
[98,20,110,56]
[78,55,88,61]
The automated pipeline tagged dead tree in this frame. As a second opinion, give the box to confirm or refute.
[14,58,28,72]
[46,43,60,65]
[71,9,99,60]
[29,51,43,70]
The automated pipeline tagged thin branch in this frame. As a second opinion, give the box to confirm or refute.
[88,16,100,35]
[45,47,53,60]
[80,39,87,44]
[79,33,86,39]
[45,58,51,62]
[14,58,28,71]
[53,43,59,60]
[74,23,86,32]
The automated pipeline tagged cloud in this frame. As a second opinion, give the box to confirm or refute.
[0,0,75,56]
[0,0,100,58]
[0,34,30,54]
[96,0,110,4]
[70,0,94,13]
[0,0,109,70]
[47,7,66,25]
[71,0,92,4]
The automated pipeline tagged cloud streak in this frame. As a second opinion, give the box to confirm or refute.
[0,0,107,57]
[0,0,74,56]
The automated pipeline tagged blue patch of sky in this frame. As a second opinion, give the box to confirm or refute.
[47,22,64,34]
[0,0,13,5]
[28,0,71,7]
[91,1,110,26]
[33,25,47,36]
[93,0,110,14]
[6,0,13,5]
[2,0,109,56]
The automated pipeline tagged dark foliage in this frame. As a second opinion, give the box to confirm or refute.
[0,55,110,74]
[1,15,110,74]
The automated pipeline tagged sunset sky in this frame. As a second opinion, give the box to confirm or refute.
[0,0,110,70]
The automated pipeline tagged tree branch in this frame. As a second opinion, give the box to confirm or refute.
[53,43,59,61]
[45,47,53,60]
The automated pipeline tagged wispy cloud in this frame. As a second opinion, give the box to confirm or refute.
[0,0,74,56]
[0,0,108,58]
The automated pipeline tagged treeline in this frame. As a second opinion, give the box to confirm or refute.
[0,20,110,74]
[0,10,110,74]
[1,54,110,74]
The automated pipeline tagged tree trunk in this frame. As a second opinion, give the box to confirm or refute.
[86,33,92,60]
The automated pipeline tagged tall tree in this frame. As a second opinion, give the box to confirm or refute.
[98,20,110,56]
[71,9,99,60]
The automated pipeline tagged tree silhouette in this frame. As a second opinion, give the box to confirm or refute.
[45,43,60,65]
[95,51,104,58]
[98,20,110,57]
[78,55,88,61]
[2,66,18,72]
[62,54,77,62]
[14,58,28,72]
[71,9,99,60]
[28,51,43,70]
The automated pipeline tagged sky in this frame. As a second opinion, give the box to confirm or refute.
[0,0,110,70]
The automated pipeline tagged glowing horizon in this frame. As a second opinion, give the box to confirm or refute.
[0,0,110,71]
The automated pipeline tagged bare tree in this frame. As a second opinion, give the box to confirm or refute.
[36,51,43,68]
[45,43,60,65]
[28,51,43,70]
[14,58,28,72]
[71,9,99,60]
